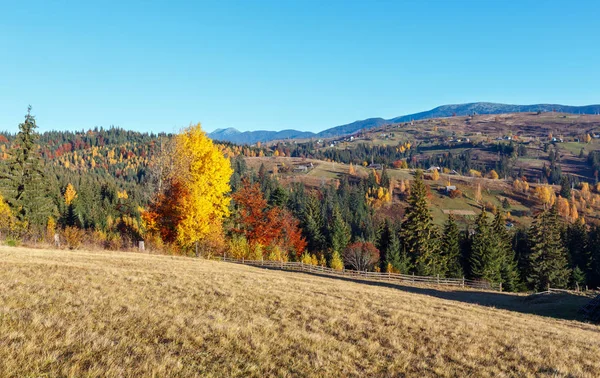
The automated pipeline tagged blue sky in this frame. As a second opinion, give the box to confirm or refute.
[1,0,599,133]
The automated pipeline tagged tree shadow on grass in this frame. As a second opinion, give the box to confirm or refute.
[256,265,593,322]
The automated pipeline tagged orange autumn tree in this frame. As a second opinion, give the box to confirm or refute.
[232,180,306,258]
[143,123,232,251]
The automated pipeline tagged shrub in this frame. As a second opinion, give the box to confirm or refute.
[228,235,250,259]
[449,189,462,198]
[63,226,85,250]
[250,244,264,260]
[106,233,122,251]
[310,254,318,266]
[330,251,344,270]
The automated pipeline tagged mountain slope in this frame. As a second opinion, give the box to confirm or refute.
[209,128,315,144]
[209,102,600,144]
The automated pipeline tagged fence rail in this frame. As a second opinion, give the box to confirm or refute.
[216,257,502,291]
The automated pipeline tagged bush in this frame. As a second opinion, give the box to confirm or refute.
[301,252,312,265]
[63,226,85,250]
[330,251,344,270]
[343,242,379,271]
[228,235,250,259]
[449,189,463,198]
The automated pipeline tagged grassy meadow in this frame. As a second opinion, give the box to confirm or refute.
[1,245,600,377]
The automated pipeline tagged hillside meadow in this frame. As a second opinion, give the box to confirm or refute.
[1,245,600,377]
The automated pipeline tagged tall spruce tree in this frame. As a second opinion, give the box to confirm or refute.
[442,214,463,278]
[527,204,571,290]
[401,170,442,275]
[565,218,589,286]
[302,194,326,254]
[330,204,351,260]
[587,225,600,288]
[0,107,52,228]
[377,219,393,271]
[492,209,520,291]
[469,208,503,283]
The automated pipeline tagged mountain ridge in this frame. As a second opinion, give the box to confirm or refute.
[209,102,600,144]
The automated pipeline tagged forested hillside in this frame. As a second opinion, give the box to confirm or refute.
[3,108,600,294]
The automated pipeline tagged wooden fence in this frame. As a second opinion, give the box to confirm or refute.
[216,257,502,291]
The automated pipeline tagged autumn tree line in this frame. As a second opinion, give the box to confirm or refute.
[2,109,600,292]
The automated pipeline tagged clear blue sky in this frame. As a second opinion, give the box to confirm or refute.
[1,0,599,134]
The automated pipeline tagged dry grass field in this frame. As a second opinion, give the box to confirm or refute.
[1,246,600,377]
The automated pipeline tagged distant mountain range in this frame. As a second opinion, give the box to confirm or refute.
[208,102,600,144]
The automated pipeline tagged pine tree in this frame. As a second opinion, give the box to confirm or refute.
[302,194,326,253]
[559,176,572,199]
[401,170,442,275]
[442,214,463,278]
[565,218,589,284]
[527,204,571,290]
[380,166,390,188]
[330,204,351,259]
[387,227,410,273]
[587,225,600,288]
[469,208,502,283]
[492,209,520,291]
[0,106,53,228]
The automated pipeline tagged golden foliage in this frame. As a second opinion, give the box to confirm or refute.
[469,169,482,178]
[489,170,499,180]
[64,183,77,205]
[348,163,356,175]
[173,123,233,247]
[513,179,529,193]
[557,196,570,219]
[535,185,556,209]
[330,251,344,270]
[0,194,14,231]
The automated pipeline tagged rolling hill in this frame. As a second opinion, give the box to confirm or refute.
[209,102,600,144]
[1,246,598,376]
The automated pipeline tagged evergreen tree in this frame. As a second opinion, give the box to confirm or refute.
[442,214,463,278]
[559,175,572,199]
[587,225,600,288]
[469,208,502,283]
[0,106,53,228]
[572,266,586,290]
[401,170,442,275]
[330,204,351,259]
[527,204,571,290]
[302,194,326,253]
[492,209,520,291]
[380,166,390,189]
[565,219,589,284]
[388,226,411,273]
[377,220,393,271]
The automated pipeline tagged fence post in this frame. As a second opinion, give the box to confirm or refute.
[437,274,440,285]
[462,277,465,287]
[499,282,502,292]
[412,272,415,283]
[242,257,244,264]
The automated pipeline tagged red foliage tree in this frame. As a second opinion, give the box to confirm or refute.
[142,180,187,243]
[233,180,306,256]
